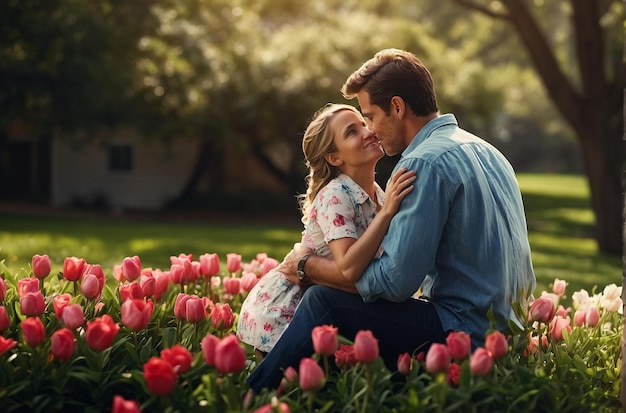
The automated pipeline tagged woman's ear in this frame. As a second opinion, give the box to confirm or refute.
[325,152,343,167]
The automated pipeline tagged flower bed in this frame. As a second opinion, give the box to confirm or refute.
[0,252,622,412]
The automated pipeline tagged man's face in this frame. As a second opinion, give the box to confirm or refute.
[356,90,404,156]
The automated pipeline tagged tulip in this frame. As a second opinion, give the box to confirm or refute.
[143,357,177,396]
[53,293,72,319]
[161,344,193,375]
[20,291,45,317]
[199,253,221,277]
[223,277,241,295]
[0,306,10,332]
[17,277,40,297]
[573,309,586,326]
[470,347,493,376]
[121,299,154,331]
[353,330,379,364]
[86,314,120,351]
[63,256,86,282]
[0,336,17,356]
[226,253,242,273]
[299,357,325,391]
[529,296,556,323]
[585,305,601,327]
[119,282,144,302]
[397,352,412,375]
[425,343,450,374]
[552,278,567,296]
[81,273,101,299]
[447,362,461,386]
[252,401,291,413]
[139,274,155,298]
[312,325,339,356]
[260,257,279,275]
[214,335,246,374]
[51,328,76,361]
[0,277,6,301]
[549,315,572,341]
[169,264,187,285]
[61,303,84,330]
[112,395,141,413]
[120,255,141,282]
[153,270,171,301]
[32,254,51,279]
[211,303,234,331]
[22,317,45,347]
[334,344,357,369]
[485,331,508,359]
[240,272,259,292]
[601,284,622,312]
[446,331,471,360]
[284,366,299,384]
[201,333,220,366]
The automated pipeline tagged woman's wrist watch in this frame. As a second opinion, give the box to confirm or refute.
[297,253,313,281]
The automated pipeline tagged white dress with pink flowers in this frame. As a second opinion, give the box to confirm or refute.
[236,174,384,353]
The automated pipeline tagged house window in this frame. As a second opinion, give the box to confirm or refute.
[108,144,134,172]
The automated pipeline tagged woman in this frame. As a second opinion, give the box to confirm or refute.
[236,103,415,360]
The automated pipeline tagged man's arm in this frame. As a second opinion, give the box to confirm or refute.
[276,244,358,293]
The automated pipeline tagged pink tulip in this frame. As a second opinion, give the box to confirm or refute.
[299,357,325,391]
[0,277,6,301]
[312,325,339,356]
[552,278,567,296]
[152,269,171,301]
[119,282,143,302]
[121,299,154,331]
[425,343,450,374]
[470,347,493,376]
[529,296,556,323]
[32,254,51,279]
[0,306,10,332]
[81,273,101,299]
[62,304,84,330]
[226,253,242,273]
[223,277,241,295]
[112,395,141,413]
[240,272,259,292]
[199,253,221,277]
[260,257,280,275]
[397,352,412,375]
[53,293,72,319]
[211,303,234,331]
[573,309,587,327]
[0,336,17,357]
[63,256,86,282]
[549,315,572,341]
[185,296,208,323]
[122,256,142,282]
[446,331,471,360]
[17,277,40,298]
[21,317,46,347]
[51,328,76,361]
[334,344,357,369]
[201,333,220,366]
[139,274,155,298]
[484,331,508,359]
[252,402,291,413]
[447,362,461,386]
[585,305,600,327]
[169,264,187,285]
[284,366,299,383]
[214,335,246,374]
[353,330,379,364]
[20,291,45,317]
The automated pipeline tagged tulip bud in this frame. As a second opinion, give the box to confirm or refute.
[425,343,450,374]
[51,328,76,361]
[21,317,46,347]
[484,331,508,359]
[397,352,412,375]
[32,254,51,280]
[470,347,493,376]
[353,330,379,364]
[214,335,246,374]
[312,325,339,356]
[299,357,325,392]
[445,331,471,360]
[143,357,177,396]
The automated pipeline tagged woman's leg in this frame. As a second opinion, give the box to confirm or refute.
[246,285,445,393]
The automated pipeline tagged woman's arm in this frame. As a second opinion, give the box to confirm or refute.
[328,168,415,282]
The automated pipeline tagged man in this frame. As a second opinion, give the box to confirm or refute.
[246,48,536,392]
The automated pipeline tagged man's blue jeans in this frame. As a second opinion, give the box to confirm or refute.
[246,285,446,393]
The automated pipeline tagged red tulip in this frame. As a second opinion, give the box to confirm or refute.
[0,277,6,301]
[21,317,45,347]
[214,335,246,374]
[447,362,461,386]
[211,303,234,331]
[334,344,357,369]
[119,282,143,302]
[353,330,379,364]
[20,291,45,317]
[61,303,84,330]
[32,254,51,279]
[312,325,339,356]
[470,347,493,376]
[143,357,177,395]
[299,357,325,391]
[51,328,76,361]
[112,395,141,413]
[63,256,86,282]
[161,344,193,375]
[201,333,220,366]
[485,331,508,359]
[397,352,412,375]
[53,293,72,319]
[425,343,450,374]
[0,306,10,332]
[121,299,154,331]
[446,331,471,360]
[86,314,120,351]
[199,253,221,277]
[0,336,17,357]
[529,296,556,323]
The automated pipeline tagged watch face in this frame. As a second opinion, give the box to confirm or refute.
[297,270,305,280]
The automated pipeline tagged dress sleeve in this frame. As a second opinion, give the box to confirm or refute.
[313,182,359,244]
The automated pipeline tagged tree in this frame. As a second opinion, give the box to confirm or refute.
[451,0,625,255]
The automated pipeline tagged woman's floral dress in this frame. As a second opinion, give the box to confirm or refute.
[236,173,384,352]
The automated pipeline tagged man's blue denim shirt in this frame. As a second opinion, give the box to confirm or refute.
[355,114,536,347]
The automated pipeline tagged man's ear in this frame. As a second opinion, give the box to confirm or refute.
[390,96,405,118]
[325,152,343,167]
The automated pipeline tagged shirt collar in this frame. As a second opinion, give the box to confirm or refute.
[336,173,380,205]
[402,113,458,157]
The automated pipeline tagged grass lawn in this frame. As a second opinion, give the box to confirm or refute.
[0,173,621,296]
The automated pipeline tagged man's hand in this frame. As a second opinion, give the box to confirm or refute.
[276,243,313,285]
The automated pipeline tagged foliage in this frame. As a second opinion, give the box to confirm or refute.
[0,249,622,412]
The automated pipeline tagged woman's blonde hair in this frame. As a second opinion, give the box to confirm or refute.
[298,103,362,224]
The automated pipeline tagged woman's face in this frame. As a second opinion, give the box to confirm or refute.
[327,109,383,171]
